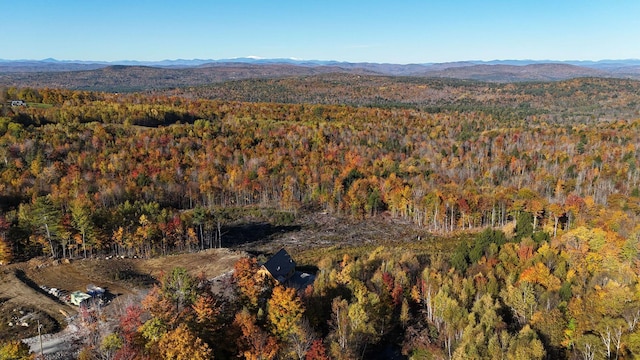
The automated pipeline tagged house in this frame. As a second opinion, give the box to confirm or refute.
[261,248,296,283]
[10,100,26,107]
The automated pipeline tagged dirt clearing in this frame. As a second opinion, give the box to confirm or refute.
[0,248,245,341]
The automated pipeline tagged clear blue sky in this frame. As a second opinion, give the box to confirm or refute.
[3,0,639,63]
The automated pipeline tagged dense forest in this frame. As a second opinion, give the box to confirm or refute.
[0,77,640,359]
[173,75,640,121]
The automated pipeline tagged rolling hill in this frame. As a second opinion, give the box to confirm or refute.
[2,58,640,91]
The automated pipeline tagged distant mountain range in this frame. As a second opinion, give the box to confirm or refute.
[3,57,640,71]
[2,57,640,90]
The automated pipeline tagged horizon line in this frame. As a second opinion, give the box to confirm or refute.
[2,57,640,65]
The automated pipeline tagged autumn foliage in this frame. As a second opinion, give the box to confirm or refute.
[1,78,640,358]
[0,83,638,262]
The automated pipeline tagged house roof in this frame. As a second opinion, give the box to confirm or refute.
[263,248,296,282]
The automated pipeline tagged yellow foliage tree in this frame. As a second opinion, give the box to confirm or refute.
[233,257,268,310]
[0,340,33,359]
[0,216,11,265]
[191,294,221,341]
[0,236,12,265]
[157,323,211,360]
[519,262,561,292]
[267,285,304,341]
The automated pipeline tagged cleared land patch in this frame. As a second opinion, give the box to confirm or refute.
[0,248,245,340]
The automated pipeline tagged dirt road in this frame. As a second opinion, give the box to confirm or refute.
[23,323,80,359]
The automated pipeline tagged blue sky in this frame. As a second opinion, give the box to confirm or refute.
[4,0,640,63]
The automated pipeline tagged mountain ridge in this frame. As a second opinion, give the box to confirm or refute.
[2,58,640,90]
[3,57,640,71]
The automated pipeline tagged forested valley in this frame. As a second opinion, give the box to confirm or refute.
[1,76,640,359]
